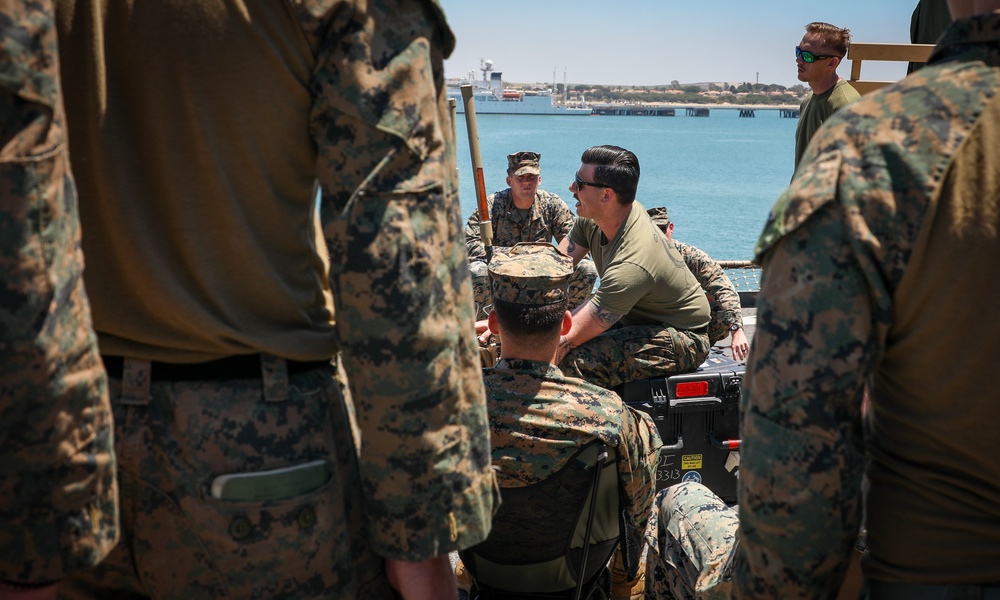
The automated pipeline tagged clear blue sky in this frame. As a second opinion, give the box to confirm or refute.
[438,0,929,88]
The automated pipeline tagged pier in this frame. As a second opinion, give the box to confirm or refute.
[585,103,800,118]
[590,105,675,117]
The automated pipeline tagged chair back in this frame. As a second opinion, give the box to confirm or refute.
[461,440,620,599]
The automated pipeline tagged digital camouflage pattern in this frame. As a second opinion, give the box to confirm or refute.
[308,0,498,563]
[646,483,738,600]
[559,323,709,391]
[507,151,541,176]
[737,12,1000,598]
[645,207,744,345]
[484,358,662,534]
[488,243,573,306]
[466,188,597,318]
[61,366,401,599]
[54,0,497,595]
[0,0,118,584]
[673,241,742,345]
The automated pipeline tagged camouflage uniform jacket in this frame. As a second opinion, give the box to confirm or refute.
[484,358,662,533]
[736,13,1000,597]
[672,240,743,345]
[465,188,575,262]
[0,0,118,583]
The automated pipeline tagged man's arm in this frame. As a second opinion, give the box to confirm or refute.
[675,241,746,357]
[734,206,876,598]
[0,0,118,586]
[310,0,496,564]
[546,192,575,244]
[557,235,589,267]
[555,300,621,363]
[385,556,457,600]
[464,193,495,262]
[615,405,663,531]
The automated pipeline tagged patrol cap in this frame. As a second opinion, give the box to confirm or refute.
[647,206,670,227]
[488,243,573,306]
[507,151,541,176]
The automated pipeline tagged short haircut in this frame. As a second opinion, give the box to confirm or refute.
[580,145,640,204]
[493,298,567,340]
[805,22,852,57]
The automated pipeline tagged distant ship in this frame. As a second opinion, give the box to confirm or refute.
[448,60,592,116]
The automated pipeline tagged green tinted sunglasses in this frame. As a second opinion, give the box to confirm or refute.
[796,46,838,63]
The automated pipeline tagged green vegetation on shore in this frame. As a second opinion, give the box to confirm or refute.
[515,81,809,106]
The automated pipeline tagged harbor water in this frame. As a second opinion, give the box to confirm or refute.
[453,109,798,261]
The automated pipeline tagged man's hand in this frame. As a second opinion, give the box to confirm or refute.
[385,556,457,600]
[731,328,750,362]
[0,584,58,600]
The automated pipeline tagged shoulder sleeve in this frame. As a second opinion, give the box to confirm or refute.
[616,403,663,532]
[544,192,575,243]
[754,151,843,262]
[735,205,871,598]
[569,217,592,250]
[0,2,118,582]
[465,194,496,261]
[677,241,742,337]
[308,0,497,561]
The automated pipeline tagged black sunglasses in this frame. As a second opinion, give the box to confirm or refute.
[795,46,838,63]
[574,175,611,190]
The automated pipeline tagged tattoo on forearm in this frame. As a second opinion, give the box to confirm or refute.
[566,240,577,253]
[594,306,623,327]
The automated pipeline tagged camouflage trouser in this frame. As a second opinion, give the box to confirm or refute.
[61,356,394,600]
[559,324,709,390]
[645,483,738,600]
[470,257,598,320]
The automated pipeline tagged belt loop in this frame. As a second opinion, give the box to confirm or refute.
[260,354,289,403]
[120,358,152,405]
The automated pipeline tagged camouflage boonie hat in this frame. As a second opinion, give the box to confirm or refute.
[507,151,541,176]
[488,243,572,306]
[647,206,670,227]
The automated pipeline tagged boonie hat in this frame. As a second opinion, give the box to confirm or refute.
[488,243,572,306]
[507,151,542,177]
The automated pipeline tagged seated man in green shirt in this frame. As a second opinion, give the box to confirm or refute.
[555,145,711,390]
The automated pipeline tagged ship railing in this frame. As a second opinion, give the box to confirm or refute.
[720,260,761,308]
[847,42,935,95]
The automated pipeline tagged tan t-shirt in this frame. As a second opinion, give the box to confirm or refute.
[569,202,709,330]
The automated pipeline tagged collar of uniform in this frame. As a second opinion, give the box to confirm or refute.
[494,358,563,378]
[929,11,1000,63]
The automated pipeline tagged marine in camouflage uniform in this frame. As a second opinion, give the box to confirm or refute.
[646,207,744,346]
[465,151,598,320]
[482,243,662,536]
[55,0,497,598]
[737,7,1000,598]
[0,0,118,590]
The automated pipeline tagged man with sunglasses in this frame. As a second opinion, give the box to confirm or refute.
[466,151,598,321]
[794,22,860,172]
[555,145,711,391]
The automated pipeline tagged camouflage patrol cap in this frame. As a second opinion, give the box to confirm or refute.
[489,243,573,306]
[507,151,541,176]
[647,206,670,226]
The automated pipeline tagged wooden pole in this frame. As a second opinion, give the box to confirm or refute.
[460,85,494,259]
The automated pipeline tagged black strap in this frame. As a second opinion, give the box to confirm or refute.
[102,354,329,381]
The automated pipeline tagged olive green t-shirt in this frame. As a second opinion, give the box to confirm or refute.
[794,79,861,171]
[569,202,709,330]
